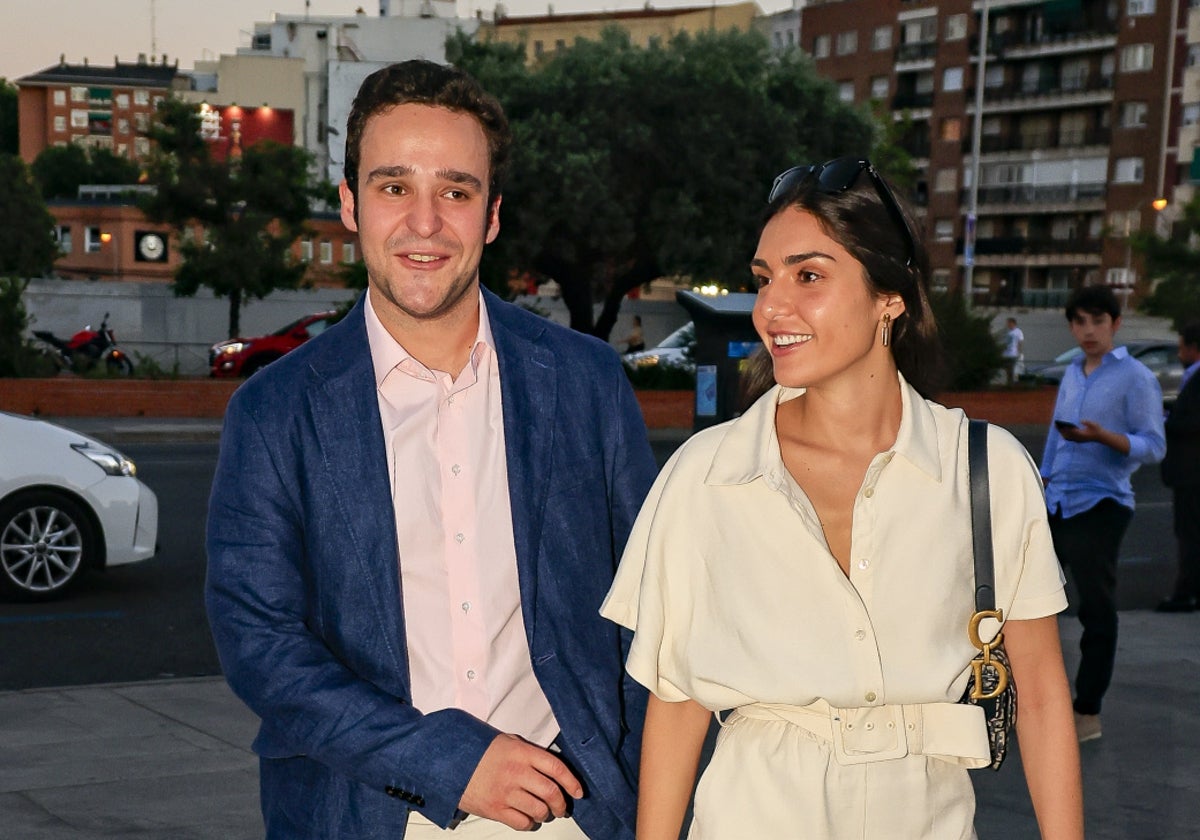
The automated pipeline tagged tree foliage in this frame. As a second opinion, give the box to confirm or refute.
[1133,195,1200,330]
[0,153,57,280]
[450,29,878,338]
[0,79,16,156]
[140,98,317,337]
[31,143,141,199]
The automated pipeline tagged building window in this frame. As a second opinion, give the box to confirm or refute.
[117,118,130,135]
[55,226,72,255]
[70,110,88,129]
[319,240,333,264]
[935,219,955,241]
[134,137,150,156]
[837,81,854,102]
[1127,0,1156,13]
[115,93,129,109]
[836,31,858,56]
[85,226,103,253]
[53,89,66,106]
[931,269,951,293]
[300,240,313,263]
[934,168,957,192]
[942,67,964,92]
[870,76,889,99]
[812,34,831,59]
[1120,44,1154,72]
[555,39,565,52]
[945,14,967,41]
[915,72,934,95]
[534,40,544,57]
[871,25,891,51]
[1120,102,1148,128]
[1189,45,1200,67]
[71,86,87,103]
[1184,104,1200,126]
[134,89,150,106]
[787,30,795,47]
[53,115,66,132]
[985,65,1004,88]
[342,242,355,263]
[902,16,937,45]
[940,117,962,141]
[1113,157,1144,183]
[135,113,149,132]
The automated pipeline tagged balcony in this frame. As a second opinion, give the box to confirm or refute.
[957,235,1103,256]
[892,91,934,110]
[963,126,1111,154]
[964,183,1107,205]
[895,42,937,63]
[980,73,1114,104]
[975,24,1118,58]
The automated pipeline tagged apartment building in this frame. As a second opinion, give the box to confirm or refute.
[483,3,762,63]
[800,0,1184,308]
[16,57,182,165]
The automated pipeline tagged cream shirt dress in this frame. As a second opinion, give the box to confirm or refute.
[601,377,1067,840]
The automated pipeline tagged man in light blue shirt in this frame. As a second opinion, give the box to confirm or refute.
[1041,285,1165,744]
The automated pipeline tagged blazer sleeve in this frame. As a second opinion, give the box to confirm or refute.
[205,391,498,828]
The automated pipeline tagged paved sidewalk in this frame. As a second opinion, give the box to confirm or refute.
[1,612,1196,838]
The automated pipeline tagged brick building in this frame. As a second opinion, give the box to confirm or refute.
[799,0,1185,308]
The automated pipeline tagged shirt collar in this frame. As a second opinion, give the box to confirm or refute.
[1072,344,1129,369]
[704,371,943,487]
[365,288,494,389]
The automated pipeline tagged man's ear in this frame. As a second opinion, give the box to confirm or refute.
[485,195,502,244]
[339,180,358,232]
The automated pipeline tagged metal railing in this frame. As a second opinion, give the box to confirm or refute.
[965,182,1107,205]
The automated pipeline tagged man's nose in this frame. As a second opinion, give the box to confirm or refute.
[407,194,443,238]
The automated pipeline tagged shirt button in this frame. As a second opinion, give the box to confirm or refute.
[857,558,870,570]
[865,691,877,703]
[451,464,462,476]
[454,533,465,544]
[854,629,866,641]
[447,396,455,405]
[461,601,471,614]
[864,488,875,498]
[466,669,476,681]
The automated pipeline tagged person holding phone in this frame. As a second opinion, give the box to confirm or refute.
[1040,284,1165,744]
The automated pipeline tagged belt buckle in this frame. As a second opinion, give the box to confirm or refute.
[828,704,909,766]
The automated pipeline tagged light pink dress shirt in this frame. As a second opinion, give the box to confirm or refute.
[365,291,559,747]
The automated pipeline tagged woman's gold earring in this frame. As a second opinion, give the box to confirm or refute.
[881,313,892,348]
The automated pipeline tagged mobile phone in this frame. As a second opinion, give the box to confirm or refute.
[1054,419,1079,431]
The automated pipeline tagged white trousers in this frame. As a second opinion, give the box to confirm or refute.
[406,811,589,839]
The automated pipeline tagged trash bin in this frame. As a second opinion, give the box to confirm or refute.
[675,289,761,433]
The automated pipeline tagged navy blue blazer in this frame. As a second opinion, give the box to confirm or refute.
[205,289,657,838]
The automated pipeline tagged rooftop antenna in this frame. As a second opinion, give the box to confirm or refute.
[150,0,157,56]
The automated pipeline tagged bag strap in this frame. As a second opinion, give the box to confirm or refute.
[968,419,995,613]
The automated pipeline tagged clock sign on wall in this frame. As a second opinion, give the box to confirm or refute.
[134,231,168,262]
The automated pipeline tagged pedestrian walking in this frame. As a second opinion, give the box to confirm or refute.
[1040,284,1165,743]
[1002,317,1024,386]
[1157,321,1200,613]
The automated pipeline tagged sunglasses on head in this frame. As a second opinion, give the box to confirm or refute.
[767,157,916,268]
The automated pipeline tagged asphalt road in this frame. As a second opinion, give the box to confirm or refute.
[0,429,1182,691]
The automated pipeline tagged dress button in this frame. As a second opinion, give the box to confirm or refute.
[865,691,877,703]
[864,487,874,498]
[864,722,874,731]
[854,629,866,641]
[857,558,870,571]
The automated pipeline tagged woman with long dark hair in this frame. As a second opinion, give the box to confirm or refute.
[602,159,1082,839]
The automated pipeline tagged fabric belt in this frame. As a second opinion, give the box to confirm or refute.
[722,699,991,769]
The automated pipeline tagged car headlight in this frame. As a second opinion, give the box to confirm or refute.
[71,442,137,477]
[214,341,250,356]
[635,355,661,368]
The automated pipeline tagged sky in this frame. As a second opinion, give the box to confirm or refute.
[1,0,794,83]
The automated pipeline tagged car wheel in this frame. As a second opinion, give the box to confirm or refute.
[0,490,96,601]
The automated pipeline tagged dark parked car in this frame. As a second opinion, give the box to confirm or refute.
[1022,339,1184,405]
[209,310,342,377]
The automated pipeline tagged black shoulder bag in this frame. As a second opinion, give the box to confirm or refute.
[960,419,1017,771]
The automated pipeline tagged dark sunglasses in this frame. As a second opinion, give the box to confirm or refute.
[767,157,915,268]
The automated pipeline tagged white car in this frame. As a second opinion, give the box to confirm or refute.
[0,413,158,601]
[623,321,696,371]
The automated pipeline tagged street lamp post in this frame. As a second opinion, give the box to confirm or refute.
[964,0,990,309]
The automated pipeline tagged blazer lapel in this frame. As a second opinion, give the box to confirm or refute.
[486,290,557,642]
[305,300,411,692]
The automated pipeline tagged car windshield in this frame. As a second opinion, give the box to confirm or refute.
[657,323,695,349]
[272,317,312,337]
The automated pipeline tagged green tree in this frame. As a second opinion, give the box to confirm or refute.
[141,98,317,337]
[32,144,142,199]
[0,154,57,376]
[1133,195,1200,329]
[452,28,876,338]
[0,79,16,156]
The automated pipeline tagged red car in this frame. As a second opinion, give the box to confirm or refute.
[209,310,342,377]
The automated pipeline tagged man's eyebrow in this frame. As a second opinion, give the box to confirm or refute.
[364,165,413,183]
[362,165,484,193]
[750,251,836,270]
[437,169,484,191]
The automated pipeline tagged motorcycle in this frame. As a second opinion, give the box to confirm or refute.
[33,313,135,376]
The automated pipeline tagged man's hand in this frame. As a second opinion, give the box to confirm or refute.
[1061,420,1131,454]
[459,733,584,830]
